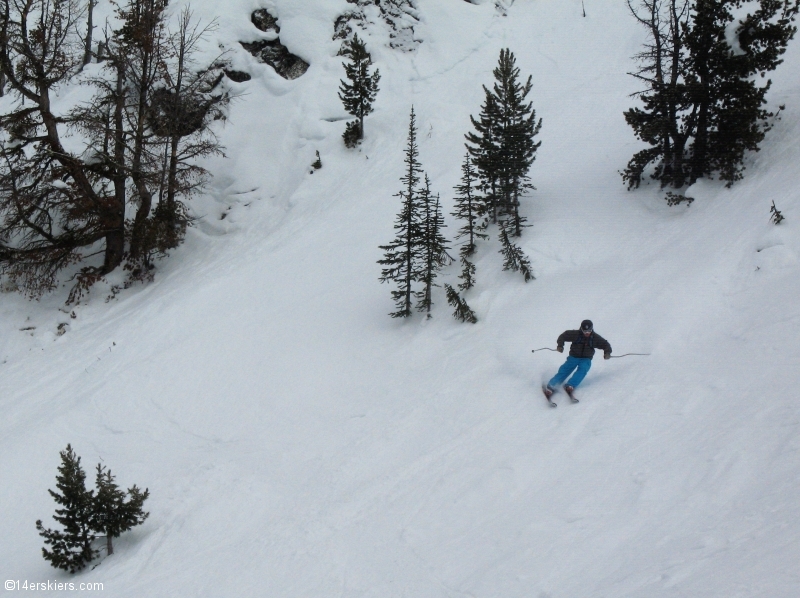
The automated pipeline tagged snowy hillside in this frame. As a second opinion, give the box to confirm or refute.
[2,0,800,596]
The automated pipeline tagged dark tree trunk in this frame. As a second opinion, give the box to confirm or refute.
[103,59,127,275]
[82,0,96,67]
[165,135,180,238]
[130,37,157,258]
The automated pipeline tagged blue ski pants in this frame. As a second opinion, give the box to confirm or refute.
[548,356,592,389]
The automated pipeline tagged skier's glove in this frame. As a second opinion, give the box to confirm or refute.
[557,346,563,353]
[604,352,611,360]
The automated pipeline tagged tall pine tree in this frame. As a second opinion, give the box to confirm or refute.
[687,0,799,185]
[623,0,693,190]
[467,49,541,236]
[493,49,542,236]
[339,33,381,147]
[379,108,423,318]
[465,92,502,223]
[452,152,485,292]
[624,0,800,191]
[416,175,452,317]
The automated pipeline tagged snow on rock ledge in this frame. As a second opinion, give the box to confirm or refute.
[240,9,309,80]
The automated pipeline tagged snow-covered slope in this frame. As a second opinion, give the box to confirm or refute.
[2,0,800,596]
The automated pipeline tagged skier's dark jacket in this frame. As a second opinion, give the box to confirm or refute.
[557,330,612,359]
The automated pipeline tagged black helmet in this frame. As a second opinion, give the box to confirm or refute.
[580,320,593,332]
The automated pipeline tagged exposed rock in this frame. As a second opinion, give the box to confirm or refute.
[224,69,252,82]
[240,39,309,80]
[251,9,280,33]
[333,13,356,41]
[333,0,420,51]
[147,89,211,137]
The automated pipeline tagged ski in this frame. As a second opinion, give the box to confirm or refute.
[542,385,557,408]
[565,388,579,403]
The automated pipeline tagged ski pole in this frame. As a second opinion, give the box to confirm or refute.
[609,353,651,358]
[531,348,558,353]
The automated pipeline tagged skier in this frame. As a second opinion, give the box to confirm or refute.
[544,320,611,400]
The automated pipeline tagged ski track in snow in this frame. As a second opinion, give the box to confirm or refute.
[2,0,800,596]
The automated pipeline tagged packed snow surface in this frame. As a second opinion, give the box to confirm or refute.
[2,0,800,596]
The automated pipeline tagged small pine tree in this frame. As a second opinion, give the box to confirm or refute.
[36,446,98,573]
[379,107,424,318]
[770,201,785,225]
[452,152,488,257]
[416,175,452,317]
[458,255,477,292]
[93,465,150,556]
[339,33,381,145]
[311,150,322,171]
[445,283,477,323]
[343,120,362,149]
[499,227,534,282]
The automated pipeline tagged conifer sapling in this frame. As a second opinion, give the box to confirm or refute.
[36,445,97,573]
[452,152,488,258]
[499,227,534,282]
[445,283,477,324]
[770,201,785,225]
[339,33,381,147]
[37,445,150,571]
[93,464,150,556]
[458,255,477,292]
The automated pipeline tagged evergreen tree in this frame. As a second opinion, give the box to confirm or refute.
[0,0,228,298]
[415,175,452,317]
[499,227,534,282]
[492,49,542,236]
[451,152,488,257]
[465,91,502,223]
[92,465,150,556]
[623,0,693,190]
[467,49,541,236]
[463,50,541,284]
[458,255,477,292]
[451,154,481,294]
[339,33,381,146]
[379,108,424,318]
[624,0,800,191]
[35,446,98,573]
[445,283,477,324]
[686,0,799,185]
